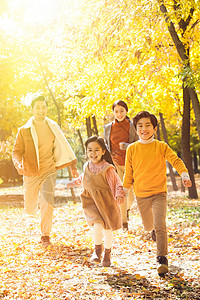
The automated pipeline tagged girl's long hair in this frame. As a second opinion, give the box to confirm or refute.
[112,100,128,112]
[85,135,115,166]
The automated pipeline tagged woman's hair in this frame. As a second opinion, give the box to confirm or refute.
[112,100,128,112]
[133,111,158,129]
[85,135,114,165]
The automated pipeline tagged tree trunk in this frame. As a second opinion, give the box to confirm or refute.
[187,87,200,140]
[159,2,200,140]
[181,86,198,199]
[68,167,77,204]
[156,123,161,140]
[198,149,200,166]
[159,112,178,191]
[86,115,99,137]
[77,129,85,155]
[193,151,198,173]
[86,117,92,137]
[92,115,98,135]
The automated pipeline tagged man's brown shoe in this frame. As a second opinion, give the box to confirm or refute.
[122,222,128,231]
[41,236,52,247]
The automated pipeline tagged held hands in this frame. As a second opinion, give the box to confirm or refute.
[182,178,192,187]
[71,170,79,178]
[66,175,82,189]
[116,196,125,204]
[66,181,74,189]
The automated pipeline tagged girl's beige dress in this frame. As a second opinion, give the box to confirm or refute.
[81,163,122,230]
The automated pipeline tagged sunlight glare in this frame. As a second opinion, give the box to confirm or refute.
[22,92,41,106]
[22,0,82,25]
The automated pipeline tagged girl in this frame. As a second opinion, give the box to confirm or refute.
[104,100,138,230]
[67,136,125,267]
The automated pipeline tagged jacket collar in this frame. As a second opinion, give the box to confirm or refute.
[24,116,51,129]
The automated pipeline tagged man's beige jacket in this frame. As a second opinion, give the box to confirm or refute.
[12,117,77,176]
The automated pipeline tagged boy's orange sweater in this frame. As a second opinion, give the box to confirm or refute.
[123,140,188,198]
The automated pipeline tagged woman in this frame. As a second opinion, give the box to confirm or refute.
[104,100,138,230]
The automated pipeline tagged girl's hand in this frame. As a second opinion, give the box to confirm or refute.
[182,179,192,187]
[72,170,79,178]
[66,181,75,188]
[66,176,82,189]
[116,196,125,204]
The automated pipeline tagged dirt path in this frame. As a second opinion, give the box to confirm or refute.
[0,191,199,299]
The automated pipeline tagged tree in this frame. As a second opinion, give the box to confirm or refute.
[158,0,200,139]
[159,113,178,191]
[181,85,198,198]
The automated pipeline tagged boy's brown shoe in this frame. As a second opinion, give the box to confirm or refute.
[151,230,156,242]
[157,256,168,275]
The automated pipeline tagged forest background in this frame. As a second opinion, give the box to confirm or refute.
[0,0,200,199]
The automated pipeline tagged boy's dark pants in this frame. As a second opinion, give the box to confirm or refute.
[136,192,168,256]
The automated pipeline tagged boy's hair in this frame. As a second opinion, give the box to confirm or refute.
[31,96,48,108]
[133,111,158,129]
[85,135,114,166]
[112,100,128,112]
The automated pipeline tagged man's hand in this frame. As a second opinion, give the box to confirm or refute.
[17,164,24,175]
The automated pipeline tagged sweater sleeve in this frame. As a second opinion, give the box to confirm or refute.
[164,144,188,175]
[123,145,134,188]
[105,167,125,200]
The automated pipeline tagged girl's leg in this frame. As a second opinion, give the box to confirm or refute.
[91,223,103,262]
[102,229,113,267]
[103,229,113,249]
[93,223,103,245]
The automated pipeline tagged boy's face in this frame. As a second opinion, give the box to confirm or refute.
[136,117,157,140]
[32,101,47,122]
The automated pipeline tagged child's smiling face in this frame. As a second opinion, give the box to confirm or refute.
[136,117,157,140]
[86,141,105,164]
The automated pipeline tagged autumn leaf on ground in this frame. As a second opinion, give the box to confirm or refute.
[0,191,199,299]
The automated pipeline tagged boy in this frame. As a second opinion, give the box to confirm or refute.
[123,111,192,275]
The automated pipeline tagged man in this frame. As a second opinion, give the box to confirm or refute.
[12,96,79,247]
